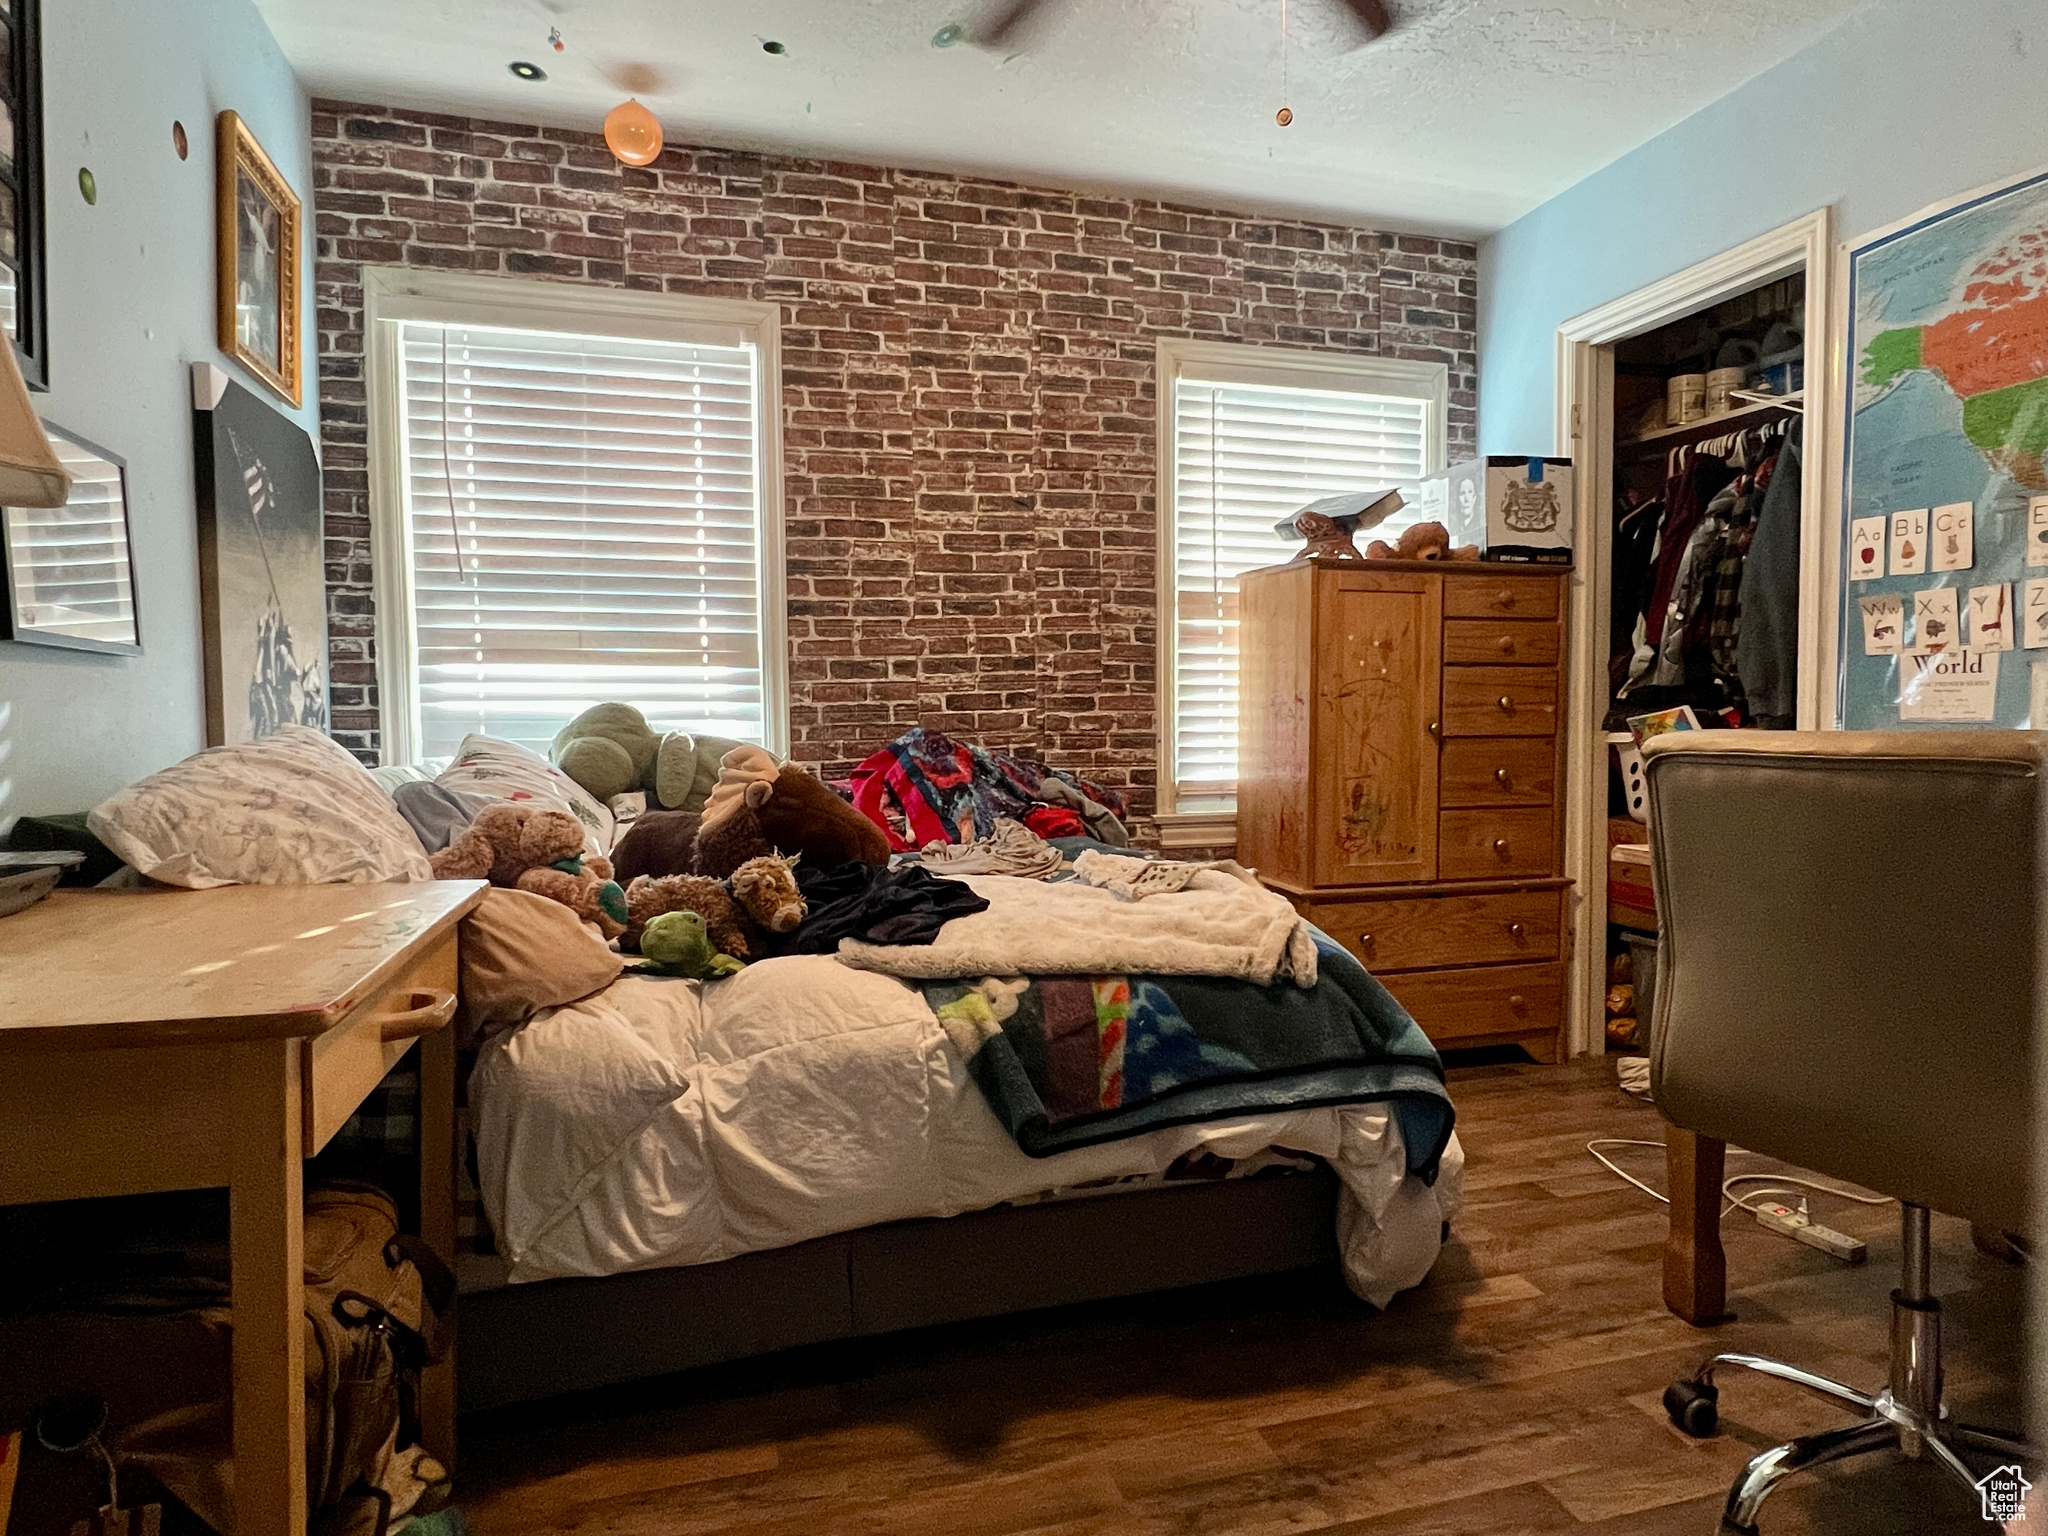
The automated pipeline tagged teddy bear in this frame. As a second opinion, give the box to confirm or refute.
[550,703,746,815]
[621,854,805,961]
[1363,520,1484,562]
[430,801,629,939]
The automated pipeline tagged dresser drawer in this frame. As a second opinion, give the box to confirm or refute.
[1439,808,1556,880]
[1303,887,1562,973]
[304,928,459,1156]
[1439,736,1556,807]
[1443,577,1560,621]
[1442,617,1560,666]
[1440,666,1559,736]
[1380,961,1565,1046]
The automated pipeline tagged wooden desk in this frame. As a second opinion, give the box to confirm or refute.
[0,879,485,1536]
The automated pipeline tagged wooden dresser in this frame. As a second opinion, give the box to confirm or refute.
[1237,556,1572,1061]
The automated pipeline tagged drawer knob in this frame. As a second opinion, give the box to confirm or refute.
[1498,696,1514,712]
[1496,589,1517,608]
[1497,636,1515,654]
[1494,767,1511,786]
[1492,838,1510,856]
[1507,921,1525,938]
[1509,993,1528,1012]
[1426,720,1440,738]
[1357,933,1374,950]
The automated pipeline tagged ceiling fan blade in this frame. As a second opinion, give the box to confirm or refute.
[1335,0,1393,40]
[973,0,1050,48]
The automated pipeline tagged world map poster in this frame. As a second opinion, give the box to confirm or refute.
[1841,166,2048,728]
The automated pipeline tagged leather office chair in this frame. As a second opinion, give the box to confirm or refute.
[1641,730,2037,1533]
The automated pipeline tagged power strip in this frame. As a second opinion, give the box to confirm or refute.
[1754,1201,1867,1264]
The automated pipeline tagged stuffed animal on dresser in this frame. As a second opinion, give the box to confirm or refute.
[430,801,629,939]
[1365,520,1480,562]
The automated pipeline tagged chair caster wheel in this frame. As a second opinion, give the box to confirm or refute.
[1663,1377,1718,1436]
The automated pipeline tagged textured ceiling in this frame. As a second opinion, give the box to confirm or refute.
[254,0,1869,235]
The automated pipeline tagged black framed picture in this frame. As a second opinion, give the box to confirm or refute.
[194,373,326,743]
[0,424,140,654]
[0,0,46,390]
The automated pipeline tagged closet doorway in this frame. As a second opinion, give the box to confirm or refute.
[1553,210,1838,1058]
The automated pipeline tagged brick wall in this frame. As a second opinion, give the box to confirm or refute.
[312,101,1478,827]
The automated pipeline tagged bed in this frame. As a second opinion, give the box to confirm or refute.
[49,727,1467,1415]
[457,934,1465,1410]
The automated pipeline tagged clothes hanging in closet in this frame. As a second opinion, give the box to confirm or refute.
[1735,419,1803,728]
[1610,492,1662,695]
[1610,415,1795,726]
[1643,454,1736,650]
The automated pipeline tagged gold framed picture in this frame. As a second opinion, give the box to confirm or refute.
[215,110,301,408]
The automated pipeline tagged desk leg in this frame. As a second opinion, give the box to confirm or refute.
[417,1026,458,1470]
[1663,1126,1730,1326]
[230,1038,308,1536]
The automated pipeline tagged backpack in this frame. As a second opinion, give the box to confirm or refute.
[0,1183,453,1536]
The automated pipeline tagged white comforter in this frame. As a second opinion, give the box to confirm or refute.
[471,956,1464,1306]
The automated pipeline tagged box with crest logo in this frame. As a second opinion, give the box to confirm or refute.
[1439,455,1574,563]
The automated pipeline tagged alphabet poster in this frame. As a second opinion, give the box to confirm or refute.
[1838,164,2048,727]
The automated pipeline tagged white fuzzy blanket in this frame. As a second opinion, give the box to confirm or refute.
[836,869,1319,987]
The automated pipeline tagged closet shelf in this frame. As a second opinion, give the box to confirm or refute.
[1617,393,1803,456]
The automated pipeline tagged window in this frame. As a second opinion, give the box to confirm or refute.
[367,271,785,764]
[1157,339,1447,830]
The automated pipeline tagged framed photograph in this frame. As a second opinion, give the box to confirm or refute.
[0,423,140,654]
[215,110,301,407]
[0,0,49,389]
[195,371,326,743]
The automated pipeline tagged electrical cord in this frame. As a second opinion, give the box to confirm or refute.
[1586,1140,1893,1223]
[1586,1139,1672,1204]
[1722,1173,1891,1217]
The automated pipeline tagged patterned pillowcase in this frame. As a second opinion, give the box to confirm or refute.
[87,725,434,888]
[433,733,615,858]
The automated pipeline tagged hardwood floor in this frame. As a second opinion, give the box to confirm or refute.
[455,1057,2027,1534]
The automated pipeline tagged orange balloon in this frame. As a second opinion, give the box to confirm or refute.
[604,98,663,166]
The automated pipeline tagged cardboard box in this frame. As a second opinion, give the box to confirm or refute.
[1440,455,1574,563]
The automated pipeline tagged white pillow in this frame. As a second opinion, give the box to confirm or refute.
[434,734,614,857]
[367,763,434,796]
[88,725,434,889]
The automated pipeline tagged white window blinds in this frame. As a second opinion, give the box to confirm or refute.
[396,320,766,761]
[1171,377,1432,804]
[3,431,135,648]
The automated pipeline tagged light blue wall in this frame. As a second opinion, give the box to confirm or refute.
[0,0,311,825]
[1479,0,2048,454]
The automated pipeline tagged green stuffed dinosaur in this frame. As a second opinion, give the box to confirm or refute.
[637,909,744,980]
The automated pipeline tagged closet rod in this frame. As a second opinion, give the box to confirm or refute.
[1616,395,1802,459]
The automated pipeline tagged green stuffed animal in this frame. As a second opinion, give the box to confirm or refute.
[553,703,661,803]
[637,909,744,980]
[552,702,753,815]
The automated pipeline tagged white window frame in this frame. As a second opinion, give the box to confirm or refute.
[1154,337,1449,846]
[364,266,788,765]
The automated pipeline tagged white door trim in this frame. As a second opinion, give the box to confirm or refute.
[1551,208,1837,1057]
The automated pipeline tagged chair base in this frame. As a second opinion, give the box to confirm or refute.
[1667,1206,2034,1531]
